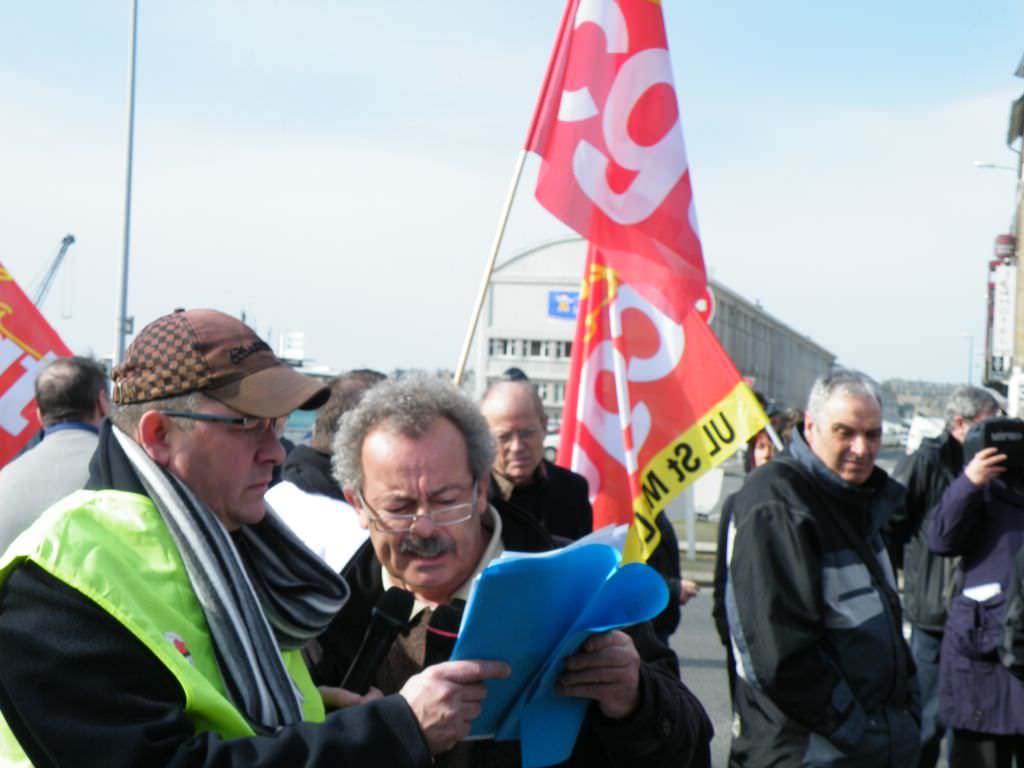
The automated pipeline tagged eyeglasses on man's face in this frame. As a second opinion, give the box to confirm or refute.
[493,427,542,446]
[357,482,478,533]
[158,410,287,438]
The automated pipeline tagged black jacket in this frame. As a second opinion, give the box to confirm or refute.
[712,493,736,649]
[486,460,592,541]
[645,512,683,643]
[884,430,962,631]
[282,444,346,500]
[1002,544,1024,681]
[311,501,713,768]
[726,429,919,767]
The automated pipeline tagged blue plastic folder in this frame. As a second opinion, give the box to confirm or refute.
[450,542,668,768]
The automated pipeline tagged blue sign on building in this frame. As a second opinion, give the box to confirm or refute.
[547,290,579,319]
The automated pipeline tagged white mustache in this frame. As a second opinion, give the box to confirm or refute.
[400,533,455,558]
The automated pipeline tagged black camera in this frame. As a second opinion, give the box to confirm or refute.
[962,417,1024,469]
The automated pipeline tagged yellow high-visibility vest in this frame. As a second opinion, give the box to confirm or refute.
[0,490,324,766]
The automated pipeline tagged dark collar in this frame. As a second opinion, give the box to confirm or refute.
[281,444,345,501]
[491,460,549,501]
[85,420,148,495]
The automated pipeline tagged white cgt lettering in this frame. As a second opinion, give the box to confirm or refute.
[559,0,628,123]
[576,284,684,473]
[572,47,688,225]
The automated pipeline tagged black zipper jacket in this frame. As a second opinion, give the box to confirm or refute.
[725,430,920,766]
[884,430,962,631]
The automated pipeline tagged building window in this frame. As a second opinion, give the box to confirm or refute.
[489,338,510,358]
[523,339,569,360]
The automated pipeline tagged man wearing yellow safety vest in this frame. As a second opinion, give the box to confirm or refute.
[0,308,507,767]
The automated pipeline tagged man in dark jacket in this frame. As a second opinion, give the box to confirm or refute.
[726,368,920,767]
[885,385,999,767]
[480,377,592,541]
[313,374,713,768]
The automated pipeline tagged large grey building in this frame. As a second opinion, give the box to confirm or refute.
[474,238,835,422]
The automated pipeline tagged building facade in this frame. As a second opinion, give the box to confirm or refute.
[474,238,835,423]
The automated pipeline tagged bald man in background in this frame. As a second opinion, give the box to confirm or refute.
[480,378,592,541]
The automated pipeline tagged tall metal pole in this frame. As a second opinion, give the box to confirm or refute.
[114,0,139,366]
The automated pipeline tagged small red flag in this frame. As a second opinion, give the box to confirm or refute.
[0,263,72,467]
[557,246,766,562]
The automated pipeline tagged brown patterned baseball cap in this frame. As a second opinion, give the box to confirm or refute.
[111,309,329,417]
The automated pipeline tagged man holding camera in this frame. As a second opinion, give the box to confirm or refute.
[927,416,1024,766]
[885,386,1000,767]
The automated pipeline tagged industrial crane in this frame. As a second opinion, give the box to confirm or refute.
[32,234,75,307]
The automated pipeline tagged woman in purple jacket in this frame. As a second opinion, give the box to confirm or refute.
[929,425,1024,768]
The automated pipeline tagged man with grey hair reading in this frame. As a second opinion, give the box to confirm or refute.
[885,385,1000,768]
[725,368,920,767]
[311,374,713,767]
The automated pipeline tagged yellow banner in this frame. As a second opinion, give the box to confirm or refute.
[622,382,768,562]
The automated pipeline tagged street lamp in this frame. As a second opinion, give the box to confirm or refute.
[114,0,139,366]
[974,160,1018,172]
[974,155,1023,237]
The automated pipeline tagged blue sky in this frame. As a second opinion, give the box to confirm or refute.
[1,2,1022,387]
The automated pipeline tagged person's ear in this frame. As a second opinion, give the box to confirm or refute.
[803,412,816,446]
[476,474,490,513]
[344,487,371,531]
[95,391,111,422]
[138,410,173,466]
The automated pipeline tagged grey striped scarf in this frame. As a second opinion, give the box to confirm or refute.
[112,427,349,733]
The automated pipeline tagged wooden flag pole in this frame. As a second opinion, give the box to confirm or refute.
[452,149,529,386]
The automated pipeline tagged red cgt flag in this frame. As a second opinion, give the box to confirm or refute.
[0,263,71,467]
[527,0,767,561]
[526,0,706,311]
[557,246,766,562]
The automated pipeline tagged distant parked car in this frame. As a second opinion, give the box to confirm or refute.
[882,420,909,449]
